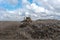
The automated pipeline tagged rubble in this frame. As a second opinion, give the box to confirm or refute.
[0,18,60,40]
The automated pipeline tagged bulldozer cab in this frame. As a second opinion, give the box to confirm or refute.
[21,17,32,25]
[21,17,32,23]
[24,17,32,22]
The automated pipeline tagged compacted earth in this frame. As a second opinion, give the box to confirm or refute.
[0,19,60,40]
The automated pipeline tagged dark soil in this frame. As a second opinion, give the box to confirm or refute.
[0,20,60,40]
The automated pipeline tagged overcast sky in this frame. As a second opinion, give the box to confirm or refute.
[0,0,60,21]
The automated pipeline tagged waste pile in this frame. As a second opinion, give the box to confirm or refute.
[0,17,60,40]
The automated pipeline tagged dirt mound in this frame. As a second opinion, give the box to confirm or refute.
[0,20,60,40]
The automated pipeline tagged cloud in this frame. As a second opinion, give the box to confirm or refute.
[0,0,60,21]
[0,8,22,21]
[30,3,45,13]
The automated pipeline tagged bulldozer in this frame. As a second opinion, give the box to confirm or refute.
[20,17,32,28]
[23,17,32,23]
[25,17,32,22]
[21,17,32,25]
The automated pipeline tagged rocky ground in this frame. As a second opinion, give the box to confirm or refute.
[0,20,60,40]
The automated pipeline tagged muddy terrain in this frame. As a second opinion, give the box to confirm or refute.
[0,19,60,40]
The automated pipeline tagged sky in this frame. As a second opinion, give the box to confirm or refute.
[0,0,60,21]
